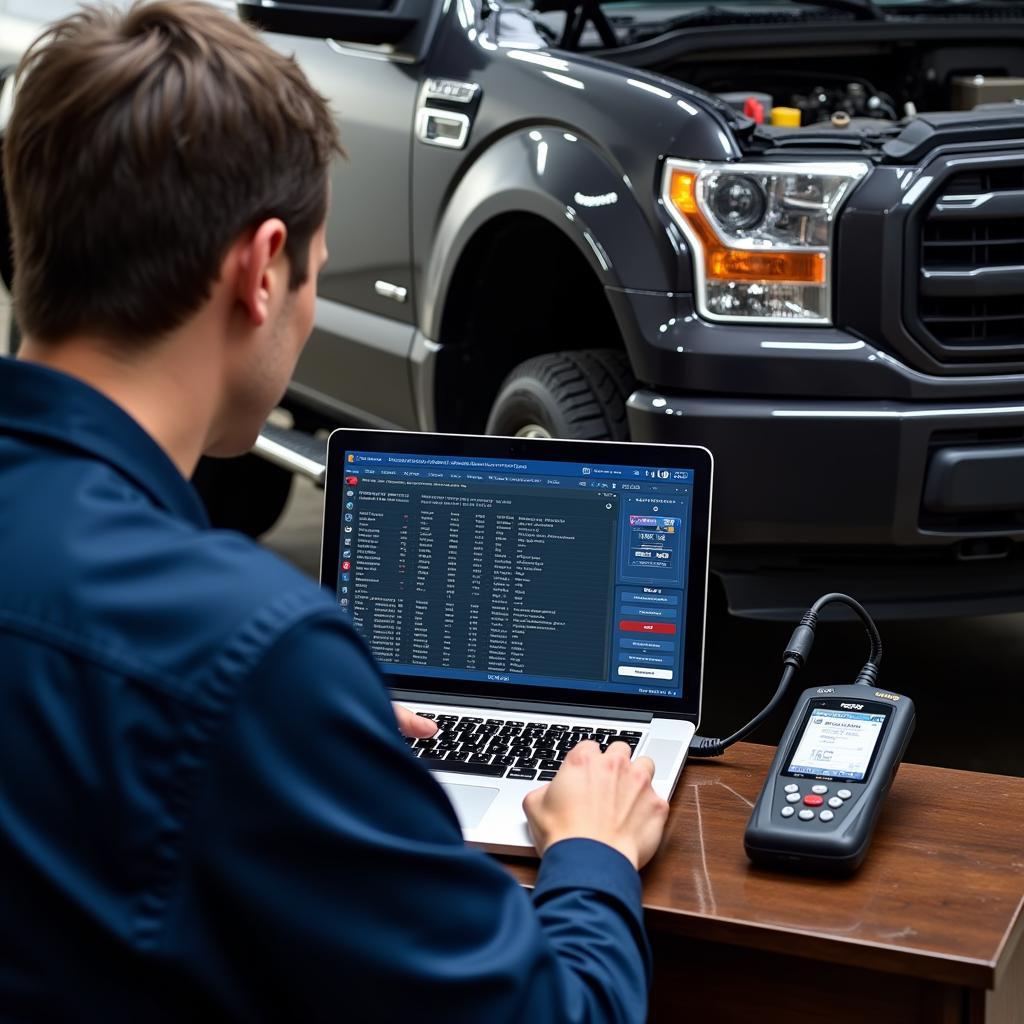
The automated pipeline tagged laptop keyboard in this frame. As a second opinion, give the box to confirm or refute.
[404,714,643,781]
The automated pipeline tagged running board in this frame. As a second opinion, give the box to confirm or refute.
[253,423,328,487]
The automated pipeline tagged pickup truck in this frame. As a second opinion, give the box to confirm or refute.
[3,0,1024,619]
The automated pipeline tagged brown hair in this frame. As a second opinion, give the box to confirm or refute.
[4,1,342,343]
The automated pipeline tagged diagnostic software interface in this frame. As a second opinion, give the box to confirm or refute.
[335,450,697,699]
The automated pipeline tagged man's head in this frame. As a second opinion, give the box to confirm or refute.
[4,1,341,456]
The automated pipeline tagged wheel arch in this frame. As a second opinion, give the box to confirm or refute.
[420,125,681,346]
[432,211,630,433]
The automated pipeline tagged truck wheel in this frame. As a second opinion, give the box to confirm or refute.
[485,350,634,440]
[191,453,293,538]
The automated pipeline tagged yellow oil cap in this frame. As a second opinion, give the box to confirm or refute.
[771,106,802,127]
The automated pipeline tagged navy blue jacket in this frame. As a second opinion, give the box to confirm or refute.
[0,357,650,1022]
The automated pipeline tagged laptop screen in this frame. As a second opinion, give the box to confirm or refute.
[322,432,711,718]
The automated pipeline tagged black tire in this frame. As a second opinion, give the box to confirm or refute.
[485,350,634,441]
[191,453,293,538]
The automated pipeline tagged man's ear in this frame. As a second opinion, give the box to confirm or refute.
[233,218,288,327]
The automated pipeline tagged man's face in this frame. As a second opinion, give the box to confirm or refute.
[212,223,328,457]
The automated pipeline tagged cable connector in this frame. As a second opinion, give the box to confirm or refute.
[689,593,883,759]
[688,735,726,757]
[783,610,818,669]
[854,660,879,687]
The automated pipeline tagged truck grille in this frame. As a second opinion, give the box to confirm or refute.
[916,164,1024,364]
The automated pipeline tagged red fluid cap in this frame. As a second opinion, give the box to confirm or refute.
[743,97,766,124]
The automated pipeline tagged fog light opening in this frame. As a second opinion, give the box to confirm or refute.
[956,537,1013,561]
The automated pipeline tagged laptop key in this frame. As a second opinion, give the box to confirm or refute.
[448,751,470,762]
[421,758,508,777]
[538,771,558,781]
[516,757,538,769]
[507,768,537,780]
[468,754,494,765]
[538,759,562,771]
[493,755,516,767]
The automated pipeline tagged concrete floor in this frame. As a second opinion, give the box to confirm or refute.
[265,477,1024,779]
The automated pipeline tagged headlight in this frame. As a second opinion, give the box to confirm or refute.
[663,159,869,325]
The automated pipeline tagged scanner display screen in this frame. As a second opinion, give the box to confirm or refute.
[787,708,887,781]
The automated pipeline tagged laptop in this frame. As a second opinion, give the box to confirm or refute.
[320,429,713,855]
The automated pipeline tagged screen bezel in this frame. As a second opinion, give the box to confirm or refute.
[782,698,893,783]
[320,428,712,722]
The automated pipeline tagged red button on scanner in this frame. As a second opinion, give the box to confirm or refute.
[619,621,677,635]
[803,795,824,807]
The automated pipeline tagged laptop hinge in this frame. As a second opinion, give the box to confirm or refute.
[391,690,654,723]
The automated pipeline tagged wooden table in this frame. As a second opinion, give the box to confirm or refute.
[501,742,1024,1023]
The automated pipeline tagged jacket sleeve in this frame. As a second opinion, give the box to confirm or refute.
[169,611,651,1024]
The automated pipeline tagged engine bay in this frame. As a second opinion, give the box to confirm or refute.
[662,40,1024,127]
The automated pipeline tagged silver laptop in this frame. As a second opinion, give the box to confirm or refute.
[320,429,713,855]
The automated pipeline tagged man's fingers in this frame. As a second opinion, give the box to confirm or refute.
[633,755,656,781]
[605,740,633,761]
[392,702,439,738]
[522,782,550,812]
[565,739,601,762]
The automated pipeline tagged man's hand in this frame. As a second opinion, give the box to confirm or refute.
[393,703,439,739]
[523,741,670,870]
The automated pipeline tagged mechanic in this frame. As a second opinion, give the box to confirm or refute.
[0,2,669,1020]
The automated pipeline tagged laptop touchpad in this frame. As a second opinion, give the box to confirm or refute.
[644,739,684,781]
[442,783,501,828]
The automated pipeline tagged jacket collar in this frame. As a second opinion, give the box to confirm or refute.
[0,357,210,528]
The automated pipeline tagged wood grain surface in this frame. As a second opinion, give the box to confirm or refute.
[500,742,1024,990]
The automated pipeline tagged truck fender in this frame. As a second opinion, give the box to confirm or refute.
[420,127,683,343]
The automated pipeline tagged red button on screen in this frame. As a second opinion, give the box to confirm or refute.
[619,621,677,635]
[803,795,824,807]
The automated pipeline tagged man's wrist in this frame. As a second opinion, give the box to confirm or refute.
[540,831,638,869]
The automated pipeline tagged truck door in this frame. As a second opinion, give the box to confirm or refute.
[269,33,421,429]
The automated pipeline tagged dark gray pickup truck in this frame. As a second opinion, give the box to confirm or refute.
[4,0,1024,618]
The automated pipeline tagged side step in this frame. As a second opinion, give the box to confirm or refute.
[253,423,327,487]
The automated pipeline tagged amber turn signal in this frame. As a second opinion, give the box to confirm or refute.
[668,170,826,285]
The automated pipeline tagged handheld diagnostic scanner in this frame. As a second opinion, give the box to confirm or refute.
[744,683,915,874]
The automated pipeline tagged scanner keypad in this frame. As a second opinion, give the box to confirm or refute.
[779,782,854,821]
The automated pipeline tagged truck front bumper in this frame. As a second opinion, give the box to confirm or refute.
[628,390,1024,619]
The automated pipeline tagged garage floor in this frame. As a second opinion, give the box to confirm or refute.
[264,478,1024,780]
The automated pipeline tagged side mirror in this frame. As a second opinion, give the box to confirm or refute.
[237,0,425,44]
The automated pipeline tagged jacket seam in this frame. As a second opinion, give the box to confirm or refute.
[0,607,200,704]
[131,601,348,951]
